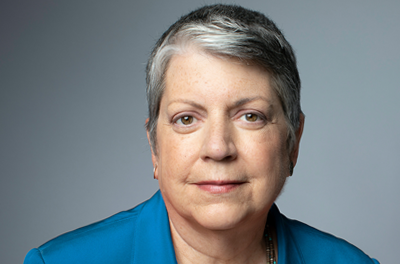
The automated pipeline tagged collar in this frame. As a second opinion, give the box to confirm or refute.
[132,190,177,264]
[270,204,305,264]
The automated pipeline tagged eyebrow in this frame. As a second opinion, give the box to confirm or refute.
[233,96,272,108]
[168,96,273,110]
[168,99,207,111]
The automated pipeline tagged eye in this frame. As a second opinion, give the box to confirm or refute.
[176,115,196,125]
[241,113,260,122]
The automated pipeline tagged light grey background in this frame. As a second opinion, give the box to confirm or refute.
[1,0,398,263]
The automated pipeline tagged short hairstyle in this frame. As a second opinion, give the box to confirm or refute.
[146,4,302,154]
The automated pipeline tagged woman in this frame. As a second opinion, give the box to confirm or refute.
[24,4,379,264]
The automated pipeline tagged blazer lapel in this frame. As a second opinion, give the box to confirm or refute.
[270,204,306,264]
[132,191,178,264]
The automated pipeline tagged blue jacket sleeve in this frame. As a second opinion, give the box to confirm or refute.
[24,248,45,264]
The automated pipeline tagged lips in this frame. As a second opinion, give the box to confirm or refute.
[195,180,245,194]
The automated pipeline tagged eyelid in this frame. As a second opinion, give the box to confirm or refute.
[237,110,267,122]
[172,113,200,126]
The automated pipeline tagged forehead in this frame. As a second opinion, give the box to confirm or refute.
[164,51,276,104]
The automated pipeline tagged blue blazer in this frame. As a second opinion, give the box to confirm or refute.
[24,191,379,264]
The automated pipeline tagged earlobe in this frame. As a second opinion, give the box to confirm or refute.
[153,167,158,180]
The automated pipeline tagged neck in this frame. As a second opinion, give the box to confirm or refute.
[169,214,270,264]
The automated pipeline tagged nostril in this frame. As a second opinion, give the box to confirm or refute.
[223,155,233,161]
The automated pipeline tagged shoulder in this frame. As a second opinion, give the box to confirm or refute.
[24,201,146,264]
[280,212,379,263]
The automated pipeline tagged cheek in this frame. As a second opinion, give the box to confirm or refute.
[157,130,200,182]
[242,130,289,177]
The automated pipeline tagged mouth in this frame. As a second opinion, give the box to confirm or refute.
[194,180,245,194]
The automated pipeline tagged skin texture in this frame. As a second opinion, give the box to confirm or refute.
[147,49,304,263]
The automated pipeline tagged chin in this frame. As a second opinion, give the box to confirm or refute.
[191,203,256,231]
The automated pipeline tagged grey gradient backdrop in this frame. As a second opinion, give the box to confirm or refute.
[1,0,399,263]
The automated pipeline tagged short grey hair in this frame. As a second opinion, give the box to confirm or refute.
[146,4,302,154]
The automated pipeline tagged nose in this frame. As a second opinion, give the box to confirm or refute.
[200,118,237,162]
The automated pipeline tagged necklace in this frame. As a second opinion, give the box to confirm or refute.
[265,223,276,264]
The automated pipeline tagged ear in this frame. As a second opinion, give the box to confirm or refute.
[146,118,159,179]
[290,113,305,168]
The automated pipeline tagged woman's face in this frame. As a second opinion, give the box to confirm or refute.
[150,50,298,231]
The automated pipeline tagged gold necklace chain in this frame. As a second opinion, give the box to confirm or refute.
[265,223,276,264]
